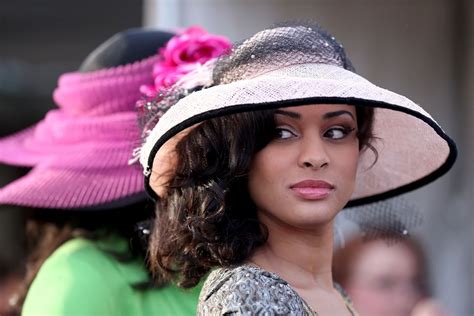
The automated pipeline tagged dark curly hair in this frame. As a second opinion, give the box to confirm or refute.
[148,105,375,288]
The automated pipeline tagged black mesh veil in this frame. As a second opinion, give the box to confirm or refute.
[342,197,423,242]
[213,21,355,85]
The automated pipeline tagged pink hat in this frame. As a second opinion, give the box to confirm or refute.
[0,27,231,210]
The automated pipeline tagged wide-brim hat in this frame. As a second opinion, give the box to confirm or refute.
[140,24,457,207]
[0,29,174,210]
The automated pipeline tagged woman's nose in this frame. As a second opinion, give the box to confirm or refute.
[297,134,329,170]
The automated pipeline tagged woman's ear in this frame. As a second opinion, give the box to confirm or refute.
[149,126,197,197]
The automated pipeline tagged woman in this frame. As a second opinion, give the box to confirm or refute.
[0,27,230,315]
[333,235,427,316]
[333,233,452,316]
[139,22,457,315]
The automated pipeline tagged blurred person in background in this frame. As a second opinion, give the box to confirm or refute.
[333,234,452,316]
[0,26,230,315]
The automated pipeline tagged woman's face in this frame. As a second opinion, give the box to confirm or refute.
[248,104,359,230]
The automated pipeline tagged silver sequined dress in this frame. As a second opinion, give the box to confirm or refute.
[198,265,358,316]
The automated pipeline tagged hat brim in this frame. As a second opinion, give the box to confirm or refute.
[0,126,42,167]
[141,64,457,206]
[0,164,146,210]
[0,111,147,209]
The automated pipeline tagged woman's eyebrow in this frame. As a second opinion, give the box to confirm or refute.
[274,109,355,120]
[274,109,300,119]
[323,110,355,120]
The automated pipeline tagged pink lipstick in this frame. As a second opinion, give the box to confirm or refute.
[290,180,334,200]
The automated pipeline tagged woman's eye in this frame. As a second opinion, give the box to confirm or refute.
[275,128,295,139]
[325,126,354,140]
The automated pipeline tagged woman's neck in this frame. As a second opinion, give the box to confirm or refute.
[249,219,335,291]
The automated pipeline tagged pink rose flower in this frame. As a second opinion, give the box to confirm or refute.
[140,26,232,98]
[162,26,231,67]
[152,62,197,89]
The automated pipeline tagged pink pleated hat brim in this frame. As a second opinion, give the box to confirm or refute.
[0,164,144,209]
[142,64,457,206]
[0,55,159,209]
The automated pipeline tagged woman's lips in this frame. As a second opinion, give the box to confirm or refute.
[290,180,334,200]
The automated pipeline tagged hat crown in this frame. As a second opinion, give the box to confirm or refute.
[213,22,354,85]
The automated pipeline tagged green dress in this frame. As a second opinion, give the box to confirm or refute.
[22,235,201,316]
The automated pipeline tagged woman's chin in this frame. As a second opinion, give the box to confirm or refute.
[283,208,341,230]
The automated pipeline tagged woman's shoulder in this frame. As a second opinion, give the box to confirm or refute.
[31,236,123,277]
[198,265,308,315]
[22,236,139,316]
[30,236,130,281]
[47,235,117,256]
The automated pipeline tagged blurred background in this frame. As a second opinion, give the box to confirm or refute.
[0,0,472,314]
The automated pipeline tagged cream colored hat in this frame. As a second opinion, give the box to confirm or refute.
[140,22,457,207]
